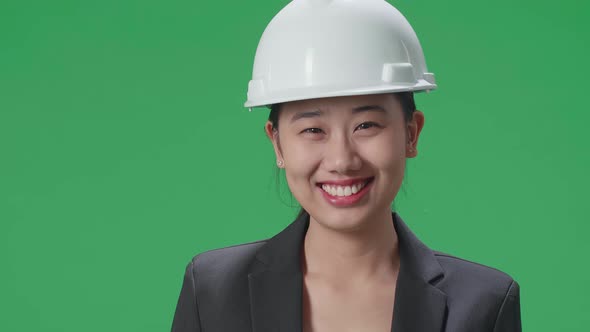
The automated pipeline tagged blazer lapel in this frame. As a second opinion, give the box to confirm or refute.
[248,212,309,332]
[391,213,448,332]
[247,212,448,332]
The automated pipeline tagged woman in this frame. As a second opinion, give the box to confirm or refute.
[171,0,521,331]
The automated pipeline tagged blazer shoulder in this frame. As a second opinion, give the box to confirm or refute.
[432,251,521,331]
[433,250,517,297]
[187,239,268,280]
[176,240,269,329]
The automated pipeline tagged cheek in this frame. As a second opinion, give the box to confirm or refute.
[282,131,330,164]
[282,139,320,185]
[363,134,406,203]
[363,133,407,171]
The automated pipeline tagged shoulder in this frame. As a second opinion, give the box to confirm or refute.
[431,250,521,329]
[434,250,515,285]
[177,240,270,327]
[185,239,268,285]
[433,250,519,306]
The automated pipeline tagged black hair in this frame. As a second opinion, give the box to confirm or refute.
[265,91,417,221]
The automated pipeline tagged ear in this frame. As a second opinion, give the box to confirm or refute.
[265,121,284,167]
[406,110,425,158]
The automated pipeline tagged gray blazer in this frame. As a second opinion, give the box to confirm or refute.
[171,212,521,331]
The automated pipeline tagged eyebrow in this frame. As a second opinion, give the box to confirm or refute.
[290,105,387,123]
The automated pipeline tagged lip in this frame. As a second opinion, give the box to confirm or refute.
[317,177,374,207]
[316,176,374,186]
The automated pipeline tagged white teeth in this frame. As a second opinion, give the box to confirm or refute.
[321,180,370,197]
[344,186,352,196]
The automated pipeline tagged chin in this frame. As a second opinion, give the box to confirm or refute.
[310,209,372,233]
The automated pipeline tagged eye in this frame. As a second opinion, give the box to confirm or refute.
[300,122,381,135]
[301,128,323,134]
[355,122,381,131]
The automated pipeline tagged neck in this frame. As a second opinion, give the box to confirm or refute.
[301,209,400,283]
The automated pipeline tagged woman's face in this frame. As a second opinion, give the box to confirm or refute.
[265,93,424,232]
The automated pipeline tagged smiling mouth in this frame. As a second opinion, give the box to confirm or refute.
[317,177,374,197]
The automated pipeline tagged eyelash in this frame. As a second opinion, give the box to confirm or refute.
[301,122,381,134]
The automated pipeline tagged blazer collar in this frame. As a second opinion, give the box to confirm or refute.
[247,211,448,332]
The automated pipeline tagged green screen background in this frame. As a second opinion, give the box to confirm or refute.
[1,0,588,330]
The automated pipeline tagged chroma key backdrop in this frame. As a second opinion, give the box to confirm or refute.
[1,0,588,331]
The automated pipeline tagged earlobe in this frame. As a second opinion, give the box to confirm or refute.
[406,143,416,158]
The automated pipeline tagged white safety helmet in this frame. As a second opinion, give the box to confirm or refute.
[244,0,436,111]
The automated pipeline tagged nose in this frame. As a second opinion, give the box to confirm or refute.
[323,133,362,174]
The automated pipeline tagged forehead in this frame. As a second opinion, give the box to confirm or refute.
[280,93,400,123]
